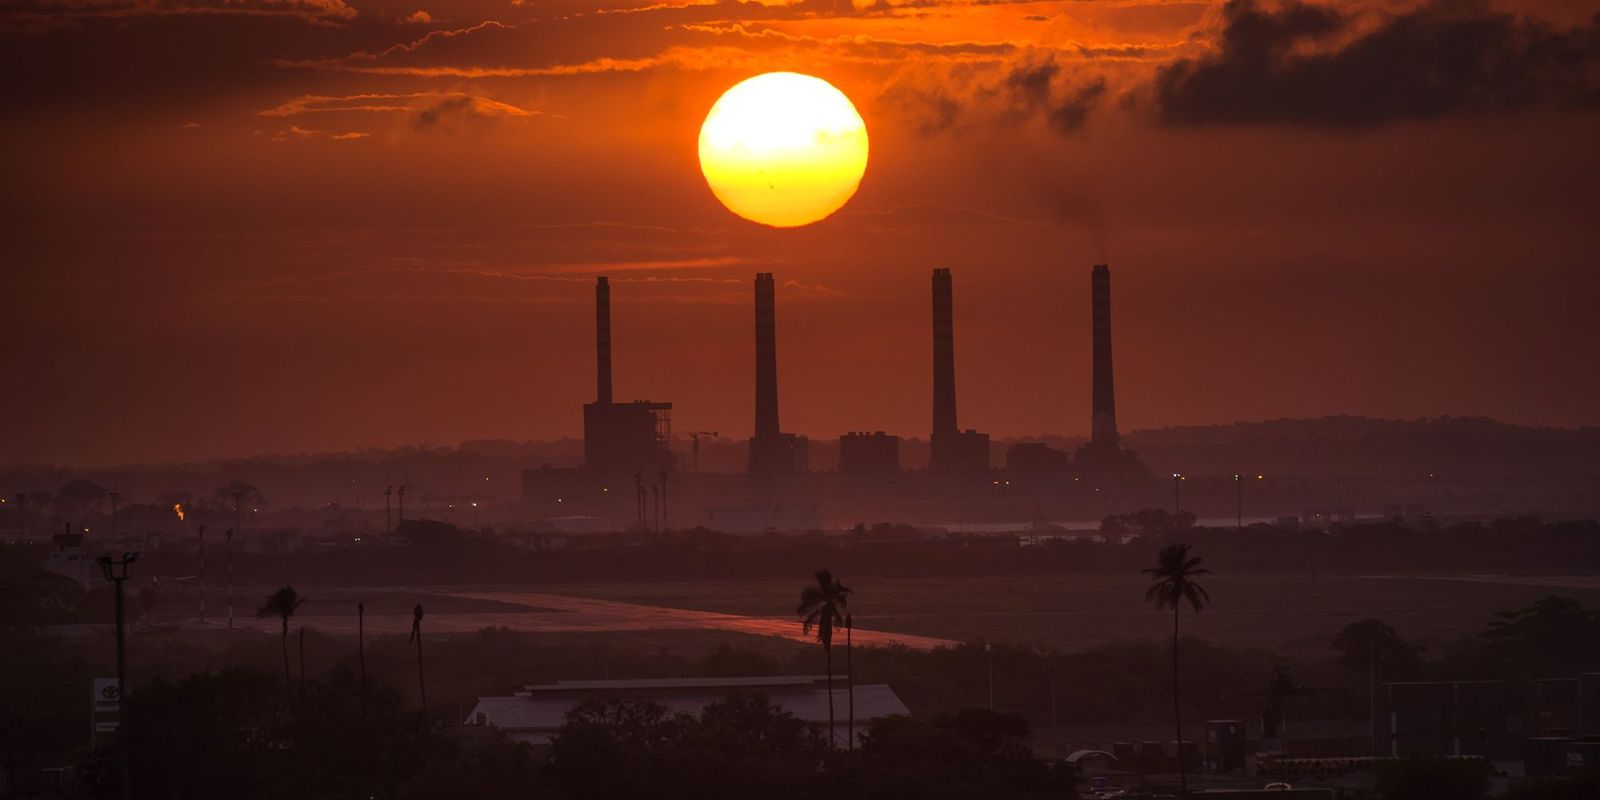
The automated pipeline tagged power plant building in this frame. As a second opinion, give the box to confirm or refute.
[581,277,674,476]
[748,273,808,476]
[525,263,1148,531]
[839,432,900,475]
[929,268,989,472]
[1075,265,1146,477]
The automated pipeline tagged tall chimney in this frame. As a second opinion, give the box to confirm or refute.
[931,268,957,439]
[754,273,779,441]
[1091,264,1119,448]
[595,276,613,404]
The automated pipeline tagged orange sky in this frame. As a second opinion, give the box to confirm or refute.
[4,0,1600,465]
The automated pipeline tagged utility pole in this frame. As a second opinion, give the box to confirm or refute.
[1050,665,1058,729]
[650,482,660,532]
[225,528,235,629]
[1370,636,1379,756]
[658,469,670,531]
[687,431,718,473]
[633,471,645,531]
[231,490,243,544]
[197,523,207,624]
[397,484,407,525]
[358,601,367,718]
[845,613,855,751]
[98,552,138,800]
[1234,474,1243,529]
[987,643,995,710]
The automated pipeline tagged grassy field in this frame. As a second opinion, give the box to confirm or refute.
[532,572,1600,657]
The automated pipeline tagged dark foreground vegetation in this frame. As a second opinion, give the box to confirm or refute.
[57,668,1070,800]
[7,578,1600,795]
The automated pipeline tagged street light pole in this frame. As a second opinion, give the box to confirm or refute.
[1234,474,1243,529]
[987,644,995,710]
[1172,473,1184,515]
[1050,665,1058,729]
[225,528,235,629]
[659,470,669,531]
[98,552,139,800]
[198,523,207,624]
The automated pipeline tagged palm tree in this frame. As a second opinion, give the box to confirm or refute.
[845,612,855,751]
[1145,543,1210,795]
[409,603,427,723]
[798,569,850,748]
[257,585,306,688]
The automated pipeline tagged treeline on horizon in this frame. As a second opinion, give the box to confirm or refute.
[4,415,1600,510]
[5,515,1591,588]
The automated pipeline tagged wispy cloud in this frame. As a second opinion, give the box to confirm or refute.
[3,0,356,29]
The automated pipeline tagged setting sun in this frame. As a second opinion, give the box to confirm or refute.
[698,72,869,228]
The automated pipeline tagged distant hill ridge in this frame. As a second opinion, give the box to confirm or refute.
[1122,415,1600,477]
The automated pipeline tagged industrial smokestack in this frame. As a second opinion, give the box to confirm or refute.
[596,276,613,404]
[754,272,779,441]
[931,268,957,439]
[1091,264,1119,448]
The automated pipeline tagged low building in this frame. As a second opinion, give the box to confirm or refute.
[46,533,92,589]
[839,432,899,474]
[465,675,910,747]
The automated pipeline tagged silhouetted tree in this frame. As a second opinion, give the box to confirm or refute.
[410,603,427,720]
[1376,755,1490,800]
[1332,618,1421,675]
[54,479,106,524]
[1480,595,1600,668]
[256,586,305,688]
[213,480,264,510]
[798,569,850,747]
[1144,542,1210,794]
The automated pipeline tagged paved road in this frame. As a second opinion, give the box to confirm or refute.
[219,590,956,651]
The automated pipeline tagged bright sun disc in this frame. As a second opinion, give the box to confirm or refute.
[698,72,869,228]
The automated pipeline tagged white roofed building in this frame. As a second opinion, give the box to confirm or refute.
[465,675,910,748]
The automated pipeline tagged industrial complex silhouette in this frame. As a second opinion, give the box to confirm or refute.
[522,266,1148,530]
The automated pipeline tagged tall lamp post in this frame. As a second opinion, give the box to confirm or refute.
[98,552,139,800]
[1172,473,1185,515]
[197,522,207,624]
[225,528,235,629]
[1233,474,1243,529]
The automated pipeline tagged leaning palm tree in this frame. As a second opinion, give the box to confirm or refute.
[257,585,305,688]
[1145,543,1210,795]
[798,569,851,748]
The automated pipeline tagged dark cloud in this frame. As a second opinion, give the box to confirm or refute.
[884,53,1110,138]
[410,94,533,130]
[1153,0,1600,127]
[1003,59,1108,134]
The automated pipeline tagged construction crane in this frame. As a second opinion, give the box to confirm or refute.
[684,431,719,473]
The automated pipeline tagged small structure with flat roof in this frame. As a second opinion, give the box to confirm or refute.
[465,675,910,747]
